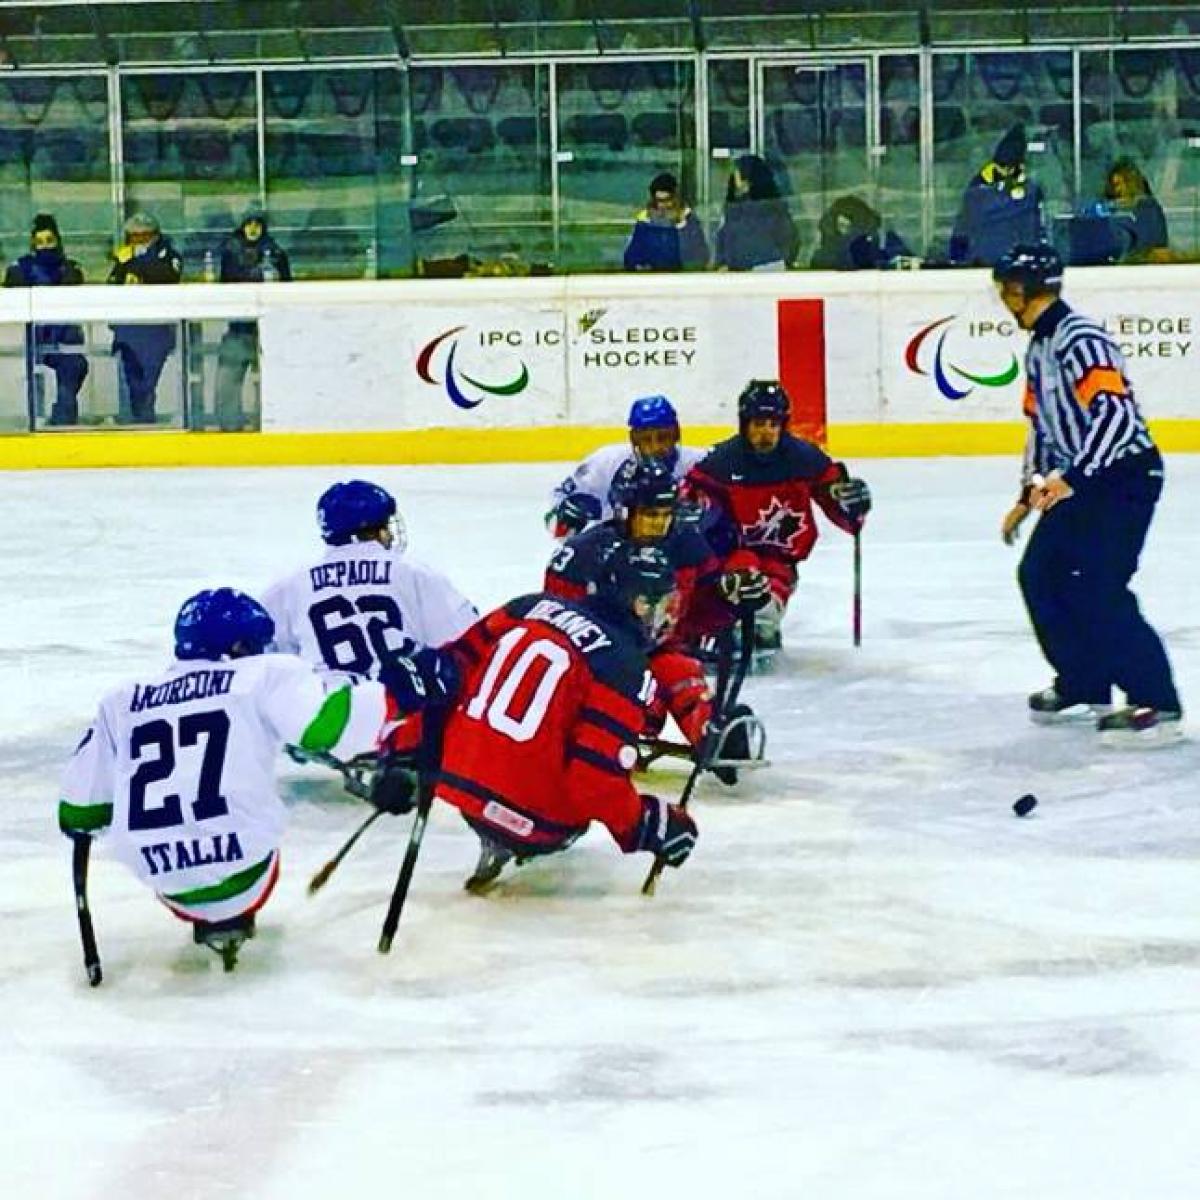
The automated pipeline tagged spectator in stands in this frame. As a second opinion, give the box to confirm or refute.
[949,124,1045,267]
[3,213,88,426]
[714,154,799,272]
[1104,157,1170,262]
[810,195,911,270]
[108,211,182,424]
[623,172,709,272]
[215,207,292,431]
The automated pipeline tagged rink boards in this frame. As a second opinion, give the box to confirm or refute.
[3,264,1199,468]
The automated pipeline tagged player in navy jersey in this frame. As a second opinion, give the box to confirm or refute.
[995,244,1182,746]
[427,543,699,891]
[685,380,872,653]
[544,457,765,770]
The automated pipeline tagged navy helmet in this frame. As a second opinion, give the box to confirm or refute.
[992,243,1064,293]
[738,379,791,428]
[175,588,274,661]
[317,480,399,546]
[598,542,676,639]
[627,394,678,432]
[610,456,678,515]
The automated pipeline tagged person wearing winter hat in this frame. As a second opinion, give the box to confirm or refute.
[107,211,183,423]
[623,172,709,272]
[213,208,292,430]
[949,123,1045,267]
[3,213,88,425]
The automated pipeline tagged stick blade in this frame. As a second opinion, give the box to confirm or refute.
[86,961,103,987]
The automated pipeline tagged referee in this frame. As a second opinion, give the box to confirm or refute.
[995,243,1182,747]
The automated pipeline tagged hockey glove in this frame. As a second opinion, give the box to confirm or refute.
[553,492,602,538]
[830,476,872,520]
[379,647,459,712]
[369,757,418,815]
[633,794,698,868]
[719,567,772,612]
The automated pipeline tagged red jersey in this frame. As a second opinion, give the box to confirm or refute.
[686,432,859,569]
[437,593,651,851]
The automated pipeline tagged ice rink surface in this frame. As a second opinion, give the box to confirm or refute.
[3,456,1199,1200]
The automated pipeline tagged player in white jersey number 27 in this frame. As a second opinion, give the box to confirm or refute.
[58,587,430,974]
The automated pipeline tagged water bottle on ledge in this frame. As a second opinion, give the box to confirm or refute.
[261,247,279,283]
[364,242,378,280]
[202,248,216,283]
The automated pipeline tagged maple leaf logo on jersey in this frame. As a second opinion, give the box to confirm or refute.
[745,497,807,552]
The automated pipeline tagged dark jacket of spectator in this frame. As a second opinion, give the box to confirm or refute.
[949,125,1045,267]
[1105,158,1169,261]
[714,154,799,271]
[4,212,85,347]
[810,195,911,270]
[623,172,708,272]
[219,208,293,284]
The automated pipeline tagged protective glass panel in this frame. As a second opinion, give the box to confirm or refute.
[0,76,112,282]
[120,72,260,278]
[931,50,1073,266]
[24,320,185,430]
[410,64,551,275]
[185,319,262,432]
[760,61,869,269]
[264,67,410,279]
[1079,48,1199,261]
[705,58,751,231]
[556,59,696,272]
[877,54,922,262]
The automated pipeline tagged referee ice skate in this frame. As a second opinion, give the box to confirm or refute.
[994,243,1183,747]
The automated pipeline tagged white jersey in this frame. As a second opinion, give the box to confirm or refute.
[262,540,477,681]
[59,653,388,914]
[549,443,707,524]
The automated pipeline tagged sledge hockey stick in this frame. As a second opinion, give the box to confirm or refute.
[377,776,434,953]
[307,807,387,895]
[71,834,102,987]
[377,712,444,954]
[852,528,863,648]
[284,744,378,801]
[641,609,755,897]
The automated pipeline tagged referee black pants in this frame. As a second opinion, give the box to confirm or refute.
[1017,449,1180,713]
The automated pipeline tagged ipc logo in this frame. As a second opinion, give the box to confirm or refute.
[416,325,530,410]
[905,316,1018,400]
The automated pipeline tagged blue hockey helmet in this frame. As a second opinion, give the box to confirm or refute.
[317,480,400,547]
[175,588,275,661]
[627,395,678,431]
[738,379,791,427]
[992,243,1064,293]
[597,542,677,641]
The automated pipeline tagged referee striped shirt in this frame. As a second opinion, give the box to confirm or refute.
[1021,299,1156,490]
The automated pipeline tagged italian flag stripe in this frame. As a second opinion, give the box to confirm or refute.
[59,799,113,834]
[163,852,274,906]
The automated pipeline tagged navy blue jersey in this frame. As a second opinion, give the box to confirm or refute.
[544,517,723,636]
[687,432,856,565]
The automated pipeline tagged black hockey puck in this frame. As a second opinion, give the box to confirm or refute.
[1013,793,1038,817]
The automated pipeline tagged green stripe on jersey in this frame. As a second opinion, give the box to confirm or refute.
[299,686,352,753]
[59,799,113,834]
[164,853,274,906]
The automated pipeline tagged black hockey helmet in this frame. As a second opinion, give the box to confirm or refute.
[610,457,678,542]
[737,379,791,428]
[992,243,1064,294]
[598,542,677,640]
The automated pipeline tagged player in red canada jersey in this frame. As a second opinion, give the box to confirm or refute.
[434,542,699,891]
[686,379,872,654]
